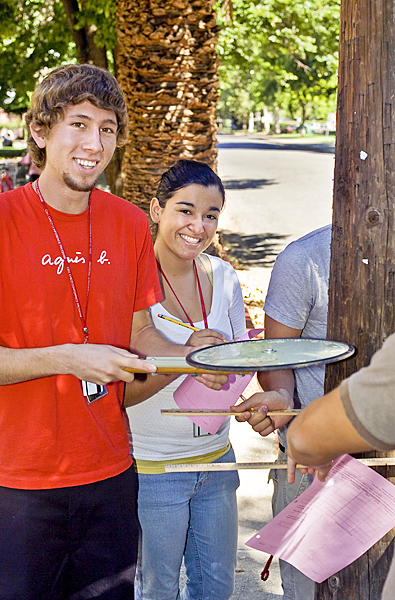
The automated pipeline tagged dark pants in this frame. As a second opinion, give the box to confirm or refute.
[0,466,139,600]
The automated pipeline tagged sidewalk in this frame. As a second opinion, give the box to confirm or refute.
[230,380,283,599]
[215,135,335,598]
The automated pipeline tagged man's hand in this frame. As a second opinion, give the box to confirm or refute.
[230,389,294,436]
[63,343,157,385]
[286,455,334,484]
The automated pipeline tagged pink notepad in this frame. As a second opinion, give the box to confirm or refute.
[173,329,263,434]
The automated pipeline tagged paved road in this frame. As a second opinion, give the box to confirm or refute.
[216,133,335,598]
[217,132,335,295]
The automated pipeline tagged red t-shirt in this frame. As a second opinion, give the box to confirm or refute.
[0,184,162,489]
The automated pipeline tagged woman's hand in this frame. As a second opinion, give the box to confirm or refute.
[184,329,228,390]
[186,329,225,347]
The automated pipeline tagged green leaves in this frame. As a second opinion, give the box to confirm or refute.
[216,0,340,125]
[0,0,75,110]
[1,0,340,124]
[73,0,117,49]
[0,0,116,112]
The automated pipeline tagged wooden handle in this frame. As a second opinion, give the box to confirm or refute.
[123,356,252,375]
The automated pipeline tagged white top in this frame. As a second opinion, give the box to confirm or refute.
[127,255,246,461]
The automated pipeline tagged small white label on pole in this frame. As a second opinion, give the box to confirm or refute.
[360,151,368,160]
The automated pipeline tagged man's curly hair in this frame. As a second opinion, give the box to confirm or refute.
[25,64,129,169]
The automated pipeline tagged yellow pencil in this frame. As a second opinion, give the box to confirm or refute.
[157,314,227,342]
[158,314,200,332]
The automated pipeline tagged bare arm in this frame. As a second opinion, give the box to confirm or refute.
[231,315,301,435]
[286,386,374,483]
[0,342,157,387]
[124,309,228,406]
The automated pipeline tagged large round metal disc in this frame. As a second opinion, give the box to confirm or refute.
[186,338,355,372]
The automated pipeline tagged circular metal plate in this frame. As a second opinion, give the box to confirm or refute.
[186,338,355,373]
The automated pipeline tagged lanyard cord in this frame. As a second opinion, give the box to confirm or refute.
[156,259,209,329]
[35,180,93,344]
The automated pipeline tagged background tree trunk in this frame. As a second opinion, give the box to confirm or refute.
[61,0,108,68]
[61,0,125,195]
[116,0,220,214]
[317,0,395,597]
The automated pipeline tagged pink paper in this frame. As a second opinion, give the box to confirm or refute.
[173,329,263,434]
[246,454,395,583]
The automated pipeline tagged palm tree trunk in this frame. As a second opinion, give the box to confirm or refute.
[116,0,220,214]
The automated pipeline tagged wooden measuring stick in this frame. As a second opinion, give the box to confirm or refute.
[164,458,395,473]
[161,409,301,416]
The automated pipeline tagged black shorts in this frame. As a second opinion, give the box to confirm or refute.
[0,465,139,600]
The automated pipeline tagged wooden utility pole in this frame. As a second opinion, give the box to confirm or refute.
[317,0,395,598]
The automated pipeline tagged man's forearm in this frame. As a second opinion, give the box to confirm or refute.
[287,387,373,466]
[0,343,158,387]
[257,368,295,403]
[0,344,71,385]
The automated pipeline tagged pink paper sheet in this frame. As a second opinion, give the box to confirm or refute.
[246,454,395,583]
[173,329,263,434]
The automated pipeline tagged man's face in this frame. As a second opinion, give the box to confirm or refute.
[36,101,118,193]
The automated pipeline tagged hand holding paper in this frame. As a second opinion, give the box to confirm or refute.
[246,454,395,583]
[287,455,334,484]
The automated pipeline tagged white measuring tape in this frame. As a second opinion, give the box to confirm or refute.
[164,458,395,473]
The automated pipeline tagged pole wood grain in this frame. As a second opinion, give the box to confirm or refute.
[321,1,395,598]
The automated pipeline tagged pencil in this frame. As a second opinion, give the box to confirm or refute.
[157,314,227,342]
[158,314,200,332]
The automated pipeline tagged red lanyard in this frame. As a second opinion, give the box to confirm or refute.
[35,180,92,344]
[157,259,208,329]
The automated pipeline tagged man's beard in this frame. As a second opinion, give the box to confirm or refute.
[63,172,98,192]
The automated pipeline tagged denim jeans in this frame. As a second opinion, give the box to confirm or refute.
[135,446,239,600]
[269,448,315,600]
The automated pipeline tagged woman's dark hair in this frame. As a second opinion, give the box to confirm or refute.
[156,160,225,208]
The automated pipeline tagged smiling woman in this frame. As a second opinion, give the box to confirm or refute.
[125,159,246,600]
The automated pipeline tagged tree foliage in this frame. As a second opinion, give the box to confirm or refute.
[216,0,340,126]
[0,0,340,125]
[0,1,72,110]
[0,0,117,112]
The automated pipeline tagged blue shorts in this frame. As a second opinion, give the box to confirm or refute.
[0,465,139,600]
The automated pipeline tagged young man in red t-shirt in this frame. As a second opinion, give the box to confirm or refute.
[0,64,227,600]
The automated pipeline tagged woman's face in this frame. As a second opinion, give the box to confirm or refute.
[151,184,223,260]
